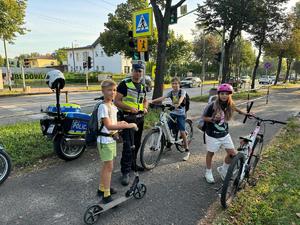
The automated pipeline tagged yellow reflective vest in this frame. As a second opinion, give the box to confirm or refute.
[122,79,146,111]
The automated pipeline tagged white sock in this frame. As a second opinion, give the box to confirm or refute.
[223,163,230,170]
[206,168,212,174]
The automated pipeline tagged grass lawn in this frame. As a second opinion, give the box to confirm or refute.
[0,121,53,167]
[191,90,267,102]
[212,118,300,225]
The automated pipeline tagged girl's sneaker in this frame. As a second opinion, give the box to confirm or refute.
[205,170,215,183]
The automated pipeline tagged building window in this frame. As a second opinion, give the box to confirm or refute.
[101,51,104,57]
[83,52,88,61]
[70,66,73,71]
[95,51,98,57]
[124,66,130,74]
[76,53,79,62]
[101,66,105,71]
[80,66,82,70]
[76,66,78,71]
[96,66,99,71]
[70,53,72,58]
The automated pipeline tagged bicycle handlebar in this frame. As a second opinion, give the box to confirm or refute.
[246,115,287,125]
[149,103,175,111]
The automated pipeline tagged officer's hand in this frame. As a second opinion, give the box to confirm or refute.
[118,121,128,126]
[130,108,138,114]
[128,123,138,131]
[143,108,148,114]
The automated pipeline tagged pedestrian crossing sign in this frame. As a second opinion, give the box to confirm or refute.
[133,8,153,37]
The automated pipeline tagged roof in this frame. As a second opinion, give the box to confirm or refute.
[65,36,101,52]
[25,56,56,60]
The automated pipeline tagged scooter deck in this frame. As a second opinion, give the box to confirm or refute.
[99,196,132,212]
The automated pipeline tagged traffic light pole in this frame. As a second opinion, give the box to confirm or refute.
[140,52,146,85]
[86,70,89,90]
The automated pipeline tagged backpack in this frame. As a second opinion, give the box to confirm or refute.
[197,101,215,144]
[85,100,115,147]
[170,89,190,112]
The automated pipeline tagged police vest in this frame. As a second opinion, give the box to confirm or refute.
[122,79,146,111]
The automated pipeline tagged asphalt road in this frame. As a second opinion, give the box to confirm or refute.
[0,87,299,225]
[0,85,215,125]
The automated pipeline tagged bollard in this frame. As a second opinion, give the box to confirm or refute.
[65,91,69,103]
[266,86,270,104]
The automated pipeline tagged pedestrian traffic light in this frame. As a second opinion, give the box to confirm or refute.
[214,52,222,62]
[132,52,141,60]
[87,56,92,69]
[144,51,149,62]
[170,7,178,24]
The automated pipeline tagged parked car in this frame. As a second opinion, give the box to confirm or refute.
[241,75,251,83]
[180,77,202,88]
[259,75,272,85]
[270,76,276,83]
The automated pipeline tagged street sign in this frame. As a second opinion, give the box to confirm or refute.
[180,5,187,15]
[264,62,272,70]
[133,8,153,37]
[137,38,148,52]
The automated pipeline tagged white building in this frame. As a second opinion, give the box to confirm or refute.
[66,37,132,74]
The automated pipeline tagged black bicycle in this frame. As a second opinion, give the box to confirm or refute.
[220,105,286,208]
[0,145,12,184]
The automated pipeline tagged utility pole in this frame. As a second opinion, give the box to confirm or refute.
[3,39,12,91]
[218,26,225,84]
[72,41,76,72]
[201,31,206,96]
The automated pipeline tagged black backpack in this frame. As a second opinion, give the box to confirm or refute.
[85,101,105,147]
[170,89,190,112]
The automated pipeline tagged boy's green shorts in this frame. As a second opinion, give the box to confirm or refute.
[97,142,117,161]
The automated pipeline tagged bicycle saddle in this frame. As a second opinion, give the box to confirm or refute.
[239,136,252,142]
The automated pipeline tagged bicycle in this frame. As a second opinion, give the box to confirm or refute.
[220,104,286,208]
[140,104,193,170]
[0,145,12,184]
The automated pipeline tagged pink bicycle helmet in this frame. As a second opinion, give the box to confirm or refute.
[217,83,233,94]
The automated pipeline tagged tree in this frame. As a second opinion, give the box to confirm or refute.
[247,0,287,89]
[0,55,4,67]
[54,48,68,65]
[196,0,255,83]
[150,0,186,98]
[99,0,148,57]
[0,0,28,90]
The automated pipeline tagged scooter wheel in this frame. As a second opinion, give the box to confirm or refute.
[83,204,102,225]
[133,183,147,199]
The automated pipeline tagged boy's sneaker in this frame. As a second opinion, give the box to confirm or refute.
[102,195,114,204]
[217,166,227,181]
[205,170,215,184]
[182,151,190,161]
[97,188,117,198]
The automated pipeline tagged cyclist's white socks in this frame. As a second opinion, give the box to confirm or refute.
[206,168,212,174]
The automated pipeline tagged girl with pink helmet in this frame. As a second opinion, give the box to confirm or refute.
[202,83,252,183]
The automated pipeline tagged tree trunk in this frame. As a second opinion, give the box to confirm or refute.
[153,28,168,99]
[222,43,231,83]
[251,40,263,89]
[274,52,283,85]
[283,58,292,83]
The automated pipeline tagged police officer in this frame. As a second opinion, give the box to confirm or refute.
[114,64,148,186]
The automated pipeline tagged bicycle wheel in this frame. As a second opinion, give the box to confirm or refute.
[175,119,193,153]
[0,150,12,184]
[140,128,164,170]
[248,135,263,177]
[221,153,244,209]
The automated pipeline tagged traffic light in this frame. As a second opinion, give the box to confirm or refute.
[144,51,149,62]
[214,52,222,62]
[87,56,92,69]
[170,7,178,24]
[128,30,140,60]
[83,61,87,69]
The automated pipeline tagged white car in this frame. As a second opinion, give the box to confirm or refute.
[259,75,272,85]
[180,77,202,88]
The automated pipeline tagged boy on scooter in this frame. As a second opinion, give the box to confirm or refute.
[97,80,137,203]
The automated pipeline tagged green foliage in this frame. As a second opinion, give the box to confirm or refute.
[213,118,300,225]
[0,54,4,66]
[0,0,28,42]
[54,48,67,65]
[0,121,53,167]
[99,0,148,57]
[144,108,161,129]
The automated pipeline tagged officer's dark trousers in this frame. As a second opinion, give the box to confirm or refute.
[120,115,144,175]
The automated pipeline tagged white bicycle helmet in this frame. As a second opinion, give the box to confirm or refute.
[45,70,65,89]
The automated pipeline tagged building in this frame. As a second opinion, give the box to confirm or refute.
[24,56,58,68]
[66,37,132,74]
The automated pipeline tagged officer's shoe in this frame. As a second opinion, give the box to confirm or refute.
[120,173,130,186]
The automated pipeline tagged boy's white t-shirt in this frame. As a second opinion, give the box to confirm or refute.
[97,103,118,144]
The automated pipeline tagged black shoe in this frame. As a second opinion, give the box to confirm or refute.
[132,165,145,172]
[102,195,114,204]
[97,187,117,198]
[120,173,130,186]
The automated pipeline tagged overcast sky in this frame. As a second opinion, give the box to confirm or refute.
[0,0,298,58]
